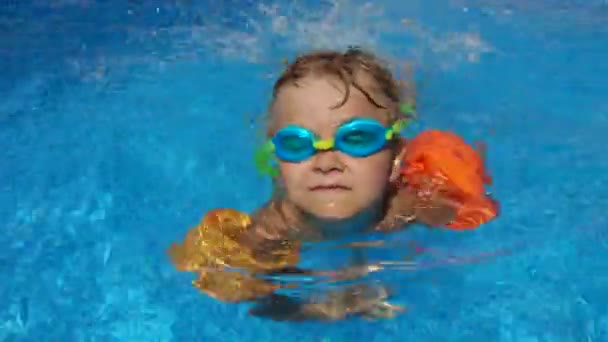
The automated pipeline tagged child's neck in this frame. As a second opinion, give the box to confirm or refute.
[301,202,384,240]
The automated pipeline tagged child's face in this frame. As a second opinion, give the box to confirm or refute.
[270,76,397,220]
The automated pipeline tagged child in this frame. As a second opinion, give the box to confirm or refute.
[167,47,499,321]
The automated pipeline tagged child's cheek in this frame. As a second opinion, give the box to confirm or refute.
[352,160,391,197]
[278,162,307,193]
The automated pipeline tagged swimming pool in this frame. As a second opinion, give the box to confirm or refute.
[1,0,607,340]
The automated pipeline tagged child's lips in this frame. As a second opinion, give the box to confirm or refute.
[309,184,352,191]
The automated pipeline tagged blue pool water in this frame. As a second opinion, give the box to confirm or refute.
[1,0,607,341]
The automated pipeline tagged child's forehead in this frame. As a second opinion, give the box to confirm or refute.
[270,77,390,131]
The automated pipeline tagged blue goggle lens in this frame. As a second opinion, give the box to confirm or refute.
[335,121,387,157]
[272,127,315,162]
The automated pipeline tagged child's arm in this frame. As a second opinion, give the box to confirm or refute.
[375,185,456,232]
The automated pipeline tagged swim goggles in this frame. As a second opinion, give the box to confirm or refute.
[255,117,410,177]
[254,103,416,177]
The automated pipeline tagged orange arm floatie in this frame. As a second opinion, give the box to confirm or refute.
[398,130,499,230]
[167,208,300,302]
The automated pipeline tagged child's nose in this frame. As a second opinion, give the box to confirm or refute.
[311,150,345,174]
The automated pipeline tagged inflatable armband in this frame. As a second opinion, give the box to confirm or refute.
[168,208,300,302]
[399,130,499,229]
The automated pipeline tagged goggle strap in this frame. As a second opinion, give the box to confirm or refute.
[254,141,280,177]
[387,119,409,139]
[399,103,416,115]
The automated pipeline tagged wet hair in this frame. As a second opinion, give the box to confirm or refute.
[268,46,415,132]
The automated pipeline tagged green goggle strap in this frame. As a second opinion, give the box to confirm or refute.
[399,103,416,116]
[254,141,280,178]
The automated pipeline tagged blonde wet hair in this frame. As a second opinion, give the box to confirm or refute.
[266,47,416,135]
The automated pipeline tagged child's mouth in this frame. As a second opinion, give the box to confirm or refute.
[309,184,351,191]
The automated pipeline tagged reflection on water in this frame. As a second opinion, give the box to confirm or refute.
[249,279,405,321]
[220,233,515,321]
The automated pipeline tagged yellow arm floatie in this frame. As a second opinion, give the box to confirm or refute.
[167,208,299,302]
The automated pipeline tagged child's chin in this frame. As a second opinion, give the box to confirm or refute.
[312,211,352,220]
[306,203,361,220]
